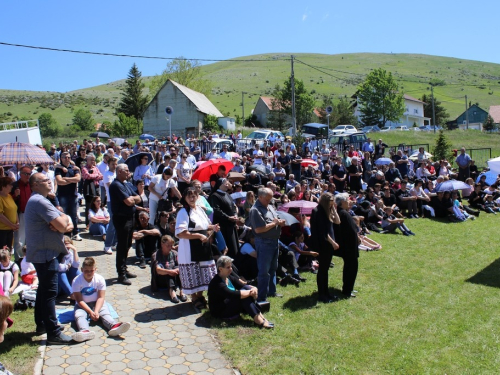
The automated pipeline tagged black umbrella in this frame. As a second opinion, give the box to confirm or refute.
[248,164,268,176]
[125,152,153,174]
[89,132,110,138]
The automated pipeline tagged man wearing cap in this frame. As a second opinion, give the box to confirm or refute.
[249,187,286,302]
[209,178,240,258]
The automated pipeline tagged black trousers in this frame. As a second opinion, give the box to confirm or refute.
[156,273,181,290]
[458,167,470,182]
[135,235,158,259]
[341,256,359,295]
[220,297,260,319]
[317,249,333,298]
[0,230,13,249]
[113,214,134,277]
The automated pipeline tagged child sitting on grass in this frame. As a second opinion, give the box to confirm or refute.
[382,207,415,236]
[0,247,19,296]
[352,217,382,251]
[20,245,38,289]
[483,195,500,214]
[71,257,130,342]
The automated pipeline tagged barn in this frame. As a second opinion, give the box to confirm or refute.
[142,79,223,138]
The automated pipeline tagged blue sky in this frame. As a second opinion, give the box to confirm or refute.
[1,0,499,92]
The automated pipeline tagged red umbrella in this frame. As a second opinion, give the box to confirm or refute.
[301,159,318,168]
[278,200,318,215]
[191,159,234,182]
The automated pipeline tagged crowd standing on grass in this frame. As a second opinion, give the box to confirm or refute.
[1,132,496,346]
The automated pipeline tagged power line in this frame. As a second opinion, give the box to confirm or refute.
[294,59,356,83]
[0,41,288,62]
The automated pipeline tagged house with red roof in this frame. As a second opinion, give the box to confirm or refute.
[253,96,321,128]
[489,105,500,126]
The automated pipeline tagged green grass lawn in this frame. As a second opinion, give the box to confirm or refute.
[206,213,500,374]
[0,295,41,375]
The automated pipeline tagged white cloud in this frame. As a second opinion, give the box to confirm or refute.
[302,13,308,21]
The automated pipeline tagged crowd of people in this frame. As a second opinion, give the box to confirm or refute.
[1,132,497,352]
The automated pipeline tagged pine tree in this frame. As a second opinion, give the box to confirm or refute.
[483,115,498,133]
[433,130,452,161]
[117,64,149,125]
[420,94,449,126]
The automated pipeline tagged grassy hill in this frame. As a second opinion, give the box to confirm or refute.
[1,53,500,127]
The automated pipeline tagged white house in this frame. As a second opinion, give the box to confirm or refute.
[143,79,223,138]
[353,94,430,128]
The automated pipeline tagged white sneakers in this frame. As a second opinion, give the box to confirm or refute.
[72,330,95,342]
[109,322,130,337]
[103,247,113,255]
[72,234,83,241]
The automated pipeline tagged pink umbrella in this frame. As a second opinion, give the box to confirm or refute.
[278,200,318,215]
[301,159,318,168]
[229,152,240,159]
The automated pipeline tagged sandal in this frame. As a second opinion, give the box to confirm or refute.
[193,299,206,310]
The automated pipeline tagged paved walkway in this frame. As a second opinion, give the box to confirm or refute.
[41,231,236,375]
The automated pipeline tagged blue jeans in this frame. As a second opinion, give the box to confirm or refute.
[33,258,62,339]
[255,237,279,302]
[58,267,81,296]
[89,222,108,236]
[104,203,117,248]
[58,194,78,236]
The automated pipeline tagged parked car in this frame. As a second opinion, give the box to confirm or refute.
[328,132,367,152]
[212,138,235,152]
[236,130,285,153]
[331,125,358,135]
[361,125,381,133]
[380,126,396,132]
[300,123,329,139]
[394,125,410,131]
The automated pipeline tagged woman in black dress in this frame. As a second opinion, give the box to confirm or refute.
[332,157,347,192]
[333,193,360,298]
[310,193,340,303]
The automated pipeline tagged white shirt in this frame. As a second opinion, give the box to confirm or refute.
[176,162,192,182]
[253,149,264,165]
[21,257,36,276]
[149,174,177,202]
[219,151,232,161]
[103,170,116,202]
[97,161,109,187]
[72,273,106,304]
[175,206,211,264]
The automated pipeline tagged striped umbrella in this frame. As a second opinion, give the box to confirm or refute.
[0,142,55,165]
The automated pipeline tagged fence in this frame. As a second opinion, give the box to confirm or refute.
[467,148,492,169]
[388,144,430,155]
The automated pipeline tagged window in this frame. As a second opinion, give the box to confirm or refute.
[414,109,419,114]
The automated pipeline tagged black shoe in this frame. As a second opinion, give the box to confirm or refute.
[318,296,335,303]
[292,274,307,282]
[329,262,335,268]
[403,231,410,236]
[408,231,416,236]
[310,269,318,274]
[125,272,137,279]
[170,296,180,304]
[269,293,283,298]
[139,258,147,269]
[179,295,188,302]
[47,333,75,345]
[118,277,132,285]
[342,292,356,298]
[36,325,47,335]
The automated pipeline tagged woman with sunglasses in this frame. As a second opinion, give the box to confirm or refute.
[176,187,220,310]
[132,154,154,191]
[0,295,14,374]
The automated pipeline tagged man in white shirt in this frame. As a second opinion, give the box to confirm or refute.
[219,145,232,161]
[97,155,110,206]
[183,147,197,169]
[206,147,219,160]
[252,144,264,165]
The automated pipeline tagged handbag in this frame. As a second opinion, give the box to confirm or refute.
[157,185,173,213]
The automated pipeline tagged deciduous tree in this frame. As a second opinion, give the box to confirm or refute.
[357,68,405,127]
[483,115,498,133]
[150,57,211,97]
[113,113,141,137]
[72,108,94,132]
[38,113,60,137]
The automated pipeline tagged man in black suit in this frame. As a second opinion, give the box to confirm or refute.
[209,178,240,258]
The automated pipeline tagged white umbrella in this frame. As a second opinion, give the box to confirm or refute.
[409,151,433,161]
[230,192,247,201]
